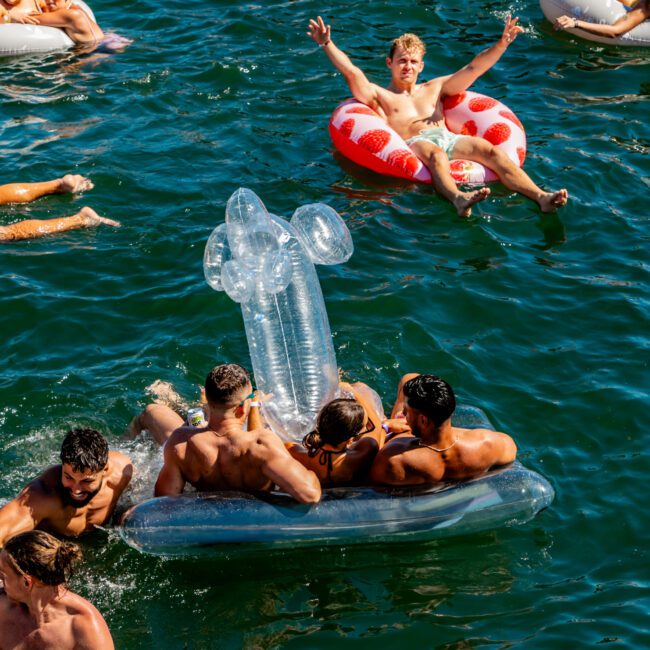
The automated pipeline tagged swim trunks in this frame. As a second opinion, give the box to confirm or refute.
[405,127,464,157]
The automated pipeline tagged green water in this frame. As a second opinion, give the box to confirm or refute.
[1,0,649,647]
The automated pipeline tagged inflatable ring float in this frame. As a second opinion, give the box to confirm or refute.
[540,0,650,46]
[0,1,95,55]
[329,91,527,185]
[119,406,554,556]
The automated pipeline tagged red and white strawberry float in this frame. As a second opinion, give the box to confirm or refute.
[329,91,527,185]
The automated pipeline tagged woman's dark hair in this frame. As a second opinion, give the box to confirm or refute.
[402,374,456,428]
[60,428,109,473]
[4,530,82,586]
[303,399,365,456]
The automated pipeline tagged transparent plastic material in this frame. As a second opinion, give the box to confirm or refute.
[119,406,555,556]
[203,188,353,441]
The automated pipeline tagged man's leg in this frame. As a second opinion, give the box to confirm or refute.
[0,207,119,242]
[409,141,491,217]
[451,137,568,212]
[127,404,184,445]
[0,175,93,205]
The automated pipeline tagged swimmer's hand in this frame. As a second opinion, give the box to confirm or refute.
[499,15,524,46]
[383,418,412,435]
[307,15,331,46]
[17,13,42,25]
[554,15,578,31]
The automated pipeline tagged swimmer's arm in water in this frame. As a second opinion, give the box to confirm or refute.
[254,433,321,504]
[307,15,381,110]
[153,441,186,497]
[441,15,524,97]
[555,5,649,37]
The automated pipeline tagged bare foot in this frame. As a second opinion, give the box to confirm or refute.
[59,174,94,194]
[538,189,568,213]
[146,380,187,413]
[453,187,491,218]
[124,414,143,439]
[79,206,121,228]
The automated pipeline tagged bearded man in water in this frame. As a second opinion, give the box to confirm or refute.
[308,15,568,217]
[0,428,133,548]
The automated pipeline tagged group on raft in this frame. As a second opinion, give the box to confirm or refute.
[0,365,516,647]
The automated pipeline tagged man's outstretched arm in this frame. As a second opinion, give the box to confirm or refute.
[257,434,322,504]
[441,16,524,97]
[308,15,379,108]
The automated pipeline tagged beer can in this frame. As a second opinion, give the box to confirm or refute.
[187,407,207,427]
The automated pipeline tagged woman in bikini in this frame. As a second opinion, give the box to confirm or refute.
[286,382,404,487]
[14,0,103,44]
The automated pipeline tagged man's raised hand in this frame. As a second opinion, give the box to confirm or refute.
[308,15,331,46]
[500,15,524,46]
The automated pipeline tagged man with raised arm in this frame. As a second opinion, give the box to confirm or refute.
[149,364,322,504]
[0,429,133,548]
[308,15,568,217]
[370,374,517,485]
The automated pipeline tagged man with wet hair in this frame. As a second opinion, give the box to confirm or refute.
[0,428,133,548]
[308,15,568,217]
[370,374,517,485]
[0,530,114,649]
[144,364,322,504]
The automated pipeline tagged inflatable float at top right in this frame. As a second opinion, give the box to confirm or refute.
[540,0,650,46]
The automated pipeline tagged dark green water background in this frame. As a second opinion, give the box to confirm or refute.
[1,0,649,647]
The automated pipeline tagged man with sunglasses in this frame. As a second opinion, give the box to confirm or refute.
[148,364,322,504]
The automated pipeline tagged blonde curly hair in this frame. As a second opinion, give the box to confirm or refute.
[389,33,426,59]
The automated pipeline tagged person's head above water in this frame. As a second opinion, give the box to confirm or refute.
[59,428,109,508]
[1,530,81,590]
[386,33,426,86]
[402,374,456,434]
[388,33,426,59]
[303,398,369,455]
[204,363,252,409]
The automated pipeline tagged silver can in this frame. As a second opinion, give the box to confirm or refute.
[187,407,207,427]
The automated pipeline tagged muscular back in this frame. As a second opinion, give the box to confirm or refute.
[371,426,517,486]
[171,425,276,492]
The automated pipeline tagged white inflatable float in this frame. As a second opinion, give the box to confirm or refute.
[540,0,650,46]
[119,406,554,556]
[0,1,95,55]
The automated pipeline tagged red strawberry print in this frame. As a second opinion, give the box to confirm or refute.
[358,129,391,153]
[517,147,526,166]
[468,96,498,112]
[443,93,466,110]
[340,119,355,138]
[460,120,478,136]
[450,160,469,182]
[348,106,377,116]
[483,122,511,145]
[499,110,523,131]
[387,149,420,175]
